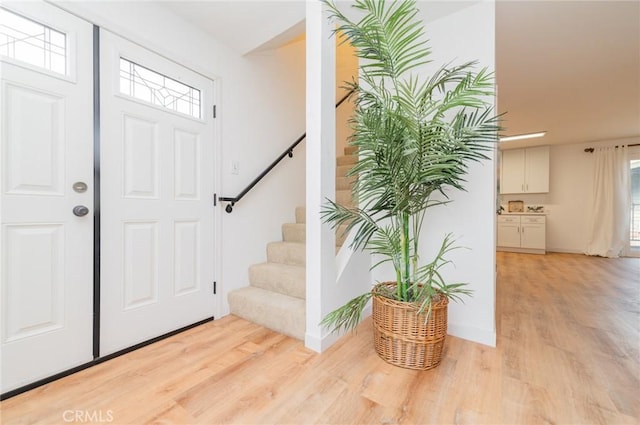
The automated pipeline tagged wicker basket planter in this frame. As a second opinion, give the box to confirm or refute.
[372,282,449,370]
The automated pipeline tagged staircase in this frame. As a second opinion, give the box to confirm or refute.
[227,146,357,340]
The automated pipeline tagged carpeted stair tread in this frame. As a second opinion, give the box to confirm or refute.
[267,241,306,266]
[249,262,306,299]
[228,287,305,340]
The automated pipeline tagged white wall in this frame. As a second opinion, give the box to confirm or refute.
[369,1,498,347]
[54,1,307,316]
[501,136,640,253]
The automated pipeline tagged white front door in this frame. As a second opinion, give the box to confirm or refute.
[99,30,217,355]
[0,2,94,393]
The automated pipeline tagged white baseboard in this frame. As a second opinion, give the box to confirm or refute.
[305,305,372,353]
[545,248,583,254]
[305,330,341,353]
[447,322,496,347]
[497,246,545,254]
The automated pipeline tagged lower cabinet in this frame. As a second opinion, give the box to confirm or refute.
[497,215,546,254]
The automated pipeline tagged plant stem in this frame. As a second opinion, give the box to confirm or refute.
[411,215,418,284]
[401,210,410,300]
[412,209,425,285]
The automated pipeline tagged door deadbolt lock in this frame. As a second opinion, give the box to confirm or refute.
[73,181,88,193]
[73,205,90,217]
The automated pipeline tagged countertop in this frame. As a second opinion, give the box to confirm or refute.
[498,212,547,216]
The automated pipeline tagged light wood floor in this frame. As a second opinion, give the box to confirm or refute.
[1,252,639,424]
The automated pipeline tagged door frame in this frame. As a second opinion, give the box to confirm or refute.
[1,6,222,399]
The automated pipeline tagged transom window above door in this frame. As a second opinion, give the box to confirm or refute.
[119,58,201,119]
[0,7,67,75]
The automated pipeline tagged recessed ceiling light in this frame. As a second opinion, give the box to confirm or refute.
[500,131,546,142]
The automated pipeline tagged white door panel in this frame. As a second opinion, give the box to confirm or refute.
[100,30,217,355]
[0,2,93,393]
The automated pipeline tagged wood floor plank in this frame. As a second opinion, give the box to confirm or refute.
[1,252,638,424]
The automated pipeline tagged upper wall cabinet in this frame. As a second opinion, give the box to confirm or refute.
[500,146,550,194]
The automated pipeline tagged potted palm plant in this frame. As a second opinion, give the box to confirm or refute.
[321,0,499,370]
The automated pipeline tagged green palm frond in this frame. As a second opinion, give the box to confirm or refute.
[326,0,431,80]
[320,292,373,334]
[320,0,499,334]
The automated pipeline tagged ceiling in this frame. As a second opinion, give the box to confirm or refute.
[161,1,640,150]
[161,1,306,55]
[496,1,640,149]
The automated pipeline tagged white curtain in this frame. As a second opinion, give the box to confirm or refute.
[585,146,630,257]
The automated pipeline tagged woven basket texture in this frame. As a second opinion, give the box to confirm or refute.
[372,282,448,370]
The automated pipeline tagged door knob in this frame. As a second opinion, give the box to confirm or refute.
[73,205,90,217]
[72,181,88,193]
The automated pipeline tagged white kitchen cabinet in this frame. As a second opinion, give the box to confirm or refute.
[497,214,546,254]
[521,216,546,250]
[496,215,521,247]
[500,149,525,194]
[500,146,549,194]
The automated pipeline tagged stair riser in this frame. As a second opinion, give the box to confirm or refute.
[337,155,357,166]
[228,288,305,340]
[336,165,352,178]
[282,223,305,243]
[344,146,358,155]
[336,189,354,207]
[249,263,305,299]
[267,242,306,267]
[336,176,356,191]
